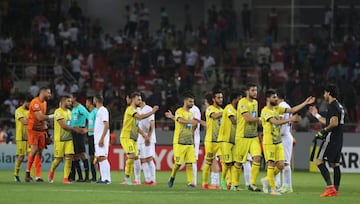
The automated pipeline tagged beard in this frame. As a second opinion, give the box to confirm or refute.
[270,101,277,106]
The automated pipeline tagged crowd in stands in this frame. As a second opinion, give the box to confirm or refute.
[0,1,359,143]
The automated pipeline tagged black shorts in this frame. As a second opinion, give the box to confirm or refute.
[87,135,95,156]
[72,132,86,154]
[317,139,342,164]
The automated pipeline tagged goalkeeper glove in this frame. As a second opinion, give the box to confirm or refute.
[315,128,328,140]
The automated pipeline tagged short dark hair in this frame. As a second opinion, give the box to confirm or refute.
[246,83,257,90]
[205,92,213,105]
[182,91,194,100]
[130,91,141,99]
[265,89,277,98]
[71,92,81,100]
[324,84,339,98]
[230,92,241,101]
[212,90,222,98]
[94,94,104,103]
[140,92,147,103]
[60,95,70,103]
[25,95,33,102]
[277,89,286,100]
[86,96,93,101]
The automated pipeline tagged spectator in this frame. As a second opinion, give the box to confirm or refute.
[68,1,83,21]
[185,47,198,74]
[172,46,182,71]
[55,79,69,97]
[323,6,332,38]
[139,3,150,37]
[267,8,278,42]
[201,53,216,82]
[28,80,40,97]
[71,54,81,81]
[160,7,169,28]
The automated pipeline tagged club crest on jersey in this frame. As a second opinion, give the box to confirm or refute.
[34,104,39,108]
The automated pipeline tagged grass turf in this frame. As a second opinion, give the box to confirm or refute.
[0,170,359,204]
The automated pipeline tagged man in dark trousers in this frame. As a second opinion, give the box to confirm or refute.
[69,92,90,182]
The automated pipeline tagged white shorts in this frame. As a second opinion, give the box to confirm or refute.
[138,142,155,159]
[281,133,293,164]
[94,135,109,157]
[247,153,252,162]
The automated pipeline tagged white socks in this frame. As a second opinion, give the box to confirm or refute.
[192,162,197,186]
[99,159,111,182]
[141,162,151,182]
[282,165,292,188]
[149,160,156,182]
[140,160,156,183]
[134,159,141,183]
[243,161,251,186]
[211,172,219,186]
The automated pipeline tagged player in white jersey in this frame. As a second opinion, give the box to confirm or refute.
[189,104,202,186]
[93,94,111,184]
[136,95,157,185]
[275,92,294,193]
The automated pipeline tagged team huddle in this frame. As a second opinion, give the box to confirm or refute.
[13,83,344,197]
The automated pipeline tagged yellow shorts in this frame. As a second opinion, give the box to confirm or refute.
[120,138,138,156]
[234,137,261,163]
[54,140,74,158]
[204,141,220,161]
[220,142,234,163]
[263,143,284,162]
[173,144,195,165]
[16,140,28,156]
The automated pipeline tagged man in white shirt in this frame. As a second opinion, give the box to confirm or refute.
[185,48,198,74]
[201,54,216,82]
[189,104,202,186]
[93,94,111,184]
[172,47,183,70]
[275,91,294,193]
[136,94,157,185]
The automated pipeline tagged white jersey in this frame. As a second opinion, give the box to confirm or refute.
[190,105,201,144]
[137,105,156,143]
[94,106,110,143]
[279,101,292,137]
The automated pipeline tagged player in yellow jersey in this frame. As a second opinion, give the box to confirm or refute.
[218,92,242,190]
[14,95,32,182]
[232,83,262,191]
[202,90,223,189]
[120,92,158,185]
[260,89,315,195]
[48,96,87,184]
[168,92,199,188]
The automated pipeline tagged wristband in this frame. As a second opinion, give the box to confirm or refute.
[315,113,321,119]
[48,114,55,119]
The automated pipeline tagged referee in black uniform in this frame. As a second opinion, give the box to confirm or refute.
[309,84,344,197]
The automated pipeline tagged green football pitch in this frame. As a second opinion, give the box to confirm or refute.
[0,170,359,204]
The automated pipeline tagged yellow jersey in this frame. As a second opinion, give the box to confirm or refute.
[218,104,236,144]
[173,107,194,145]
[261,106,286,145]
[205,105,223,142]
[120,105,139,141]
[15,106,28,141]
[236,98,258,138]
[54,107,72,141]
